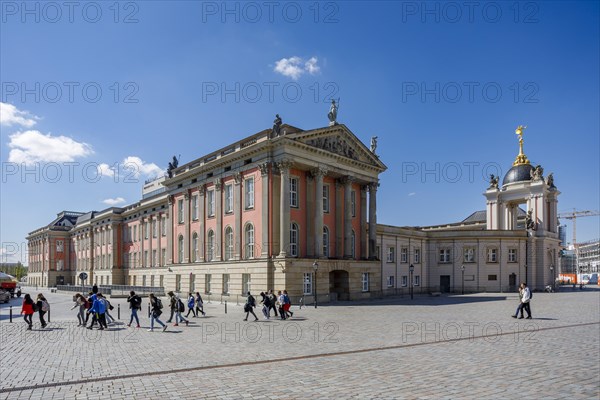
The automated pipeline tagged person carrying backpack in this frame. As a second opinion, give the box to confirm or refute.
[168,291,189,327]
[243,291,258,321]
[127,290,142,328]
[195,292,206,317]
[148,293,167,332]
[70,293,87,326]
[36,293,49,329]
[185,293,197,318]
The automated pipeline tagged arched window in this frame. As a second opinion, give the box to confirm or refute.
[207,230,214,261]
[290,223,299,257]
[323,226,329,257]
[192,232,198,262]
[245,224,254,259]
[225,227,234,260]
[178,235,184,263]
[351,230,356,259]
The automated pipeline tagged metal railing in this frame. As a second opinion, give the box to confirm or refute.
[55,285,165,297]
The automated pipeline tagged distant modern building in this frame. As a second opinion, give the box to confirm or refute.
[27,120,562,296]
[577,239,600,273]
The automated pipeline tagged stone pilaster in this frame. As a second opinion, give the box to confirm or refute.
[368,182,378,259]
[259,163,270,257]
[278,160,292,257]
[312,167,327,258]
[343,176,354,259]
[214,179,223,261]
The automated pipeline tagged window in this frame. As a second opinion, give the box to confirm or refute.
[508,248,517,262]
[224,184,233,213]
[351,230,356,258]
[192,233,199,262]
[205,274,212,293]
[488,275,498,281]
[414,275,421,286]
[178,199,184,224]
[56,240,64,252]
[401,247,408,263]
[161,218,166,236]
[192,195,198,220]
[439,249,451,263]
[152,250,157,267]
[161,248,166,266]
[414,248,421,264]
[145,221,149,239]
[152,220,157,238]
[207,190,215,217]
[323,185,329,212]
[175,274,181,292]
[150,275,155,287]
[222,274,230,294]
[464,247,475,263]
[290,177,298,207]
[207,230,214,261]
[57,260,64,271]
[387,275,395,287]
[144,250,148,267]
[242,273,251,294]
[362,273,370,292]
[133,225,137,242]
[178,235,184,263]
[225,227,234,260]
[387,247,396,263]
[245,178,254,209]
[351,190,356,217]
[290,223,299,257]
[303,273,313,295]
[245,224,254,259]
[323,226,329,257]
[487,248,498,263]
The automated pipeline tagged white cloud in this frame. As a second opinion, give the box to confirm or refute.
[0,102,38,128]
[97,163,116,178]
[102,197,126,206]
[122,156,164,178]
[408,192,416,196]
[8,130,93,164]
[274,56,320,80]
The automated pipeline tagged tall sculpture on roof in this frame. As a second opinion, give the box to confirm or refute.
[328,99,338,126]
[167,155,179,178]
[272,114,282,137]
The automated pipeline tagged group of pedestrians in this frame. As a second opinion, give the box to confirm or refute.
[246,290,294,321]
[20,293,50,330]
[512,282,533,319]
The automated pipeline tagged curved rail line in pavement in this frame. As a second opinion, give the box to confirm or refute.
[1,321,598,394]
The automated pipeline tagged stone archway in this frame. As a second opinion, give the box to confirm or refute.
[329,270,349,301]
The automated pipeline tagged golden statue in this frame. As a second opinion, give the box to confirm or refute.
[513,125,530,166]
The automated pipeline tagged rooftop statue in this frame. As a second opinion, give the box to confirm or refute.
[272,114,282,137]
[328,99,338,126]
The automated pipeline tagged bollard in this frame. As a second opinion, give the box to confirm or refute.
[9,306,12,323]
[148,303,151,318]
[48,309,51,323]
[225,301,227,314]
[236,294,239,306]
[118,303,121,320]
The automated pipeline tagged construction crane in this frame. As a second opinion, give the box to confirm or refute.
[558,210,600,273]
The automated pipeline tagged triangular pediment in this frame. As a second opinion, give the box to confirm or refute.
[290,124,386,170]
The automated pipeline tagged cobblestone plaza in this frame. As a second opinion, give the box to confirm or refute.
[1,289,598,399]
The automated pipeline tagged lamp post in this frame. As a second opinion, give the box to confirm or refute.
[550,265,554,290]
[461,265,465,295]
[409,264,414,300]
[313,260,318,309]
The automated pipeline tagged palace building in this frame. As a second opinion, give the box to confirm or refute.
[26,119,562,299]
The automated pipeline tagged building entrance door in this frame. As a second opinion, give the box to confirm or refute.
[509,273,517,291]
[440,275,451,292]
[329,270,349,301]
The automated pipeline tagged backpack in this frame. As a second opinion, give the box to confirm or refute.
[249,295,256,307]
[41,300,50,312]
[32,302,38,312]
[177,298,185,312]
[188,297,195,308]
[529,289,533,299]
[131,295,142,309]
[155,297,163,309]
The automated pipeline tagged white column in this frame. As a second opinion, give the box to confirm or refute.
[278,160,292,257]
[234,173,242,260]
[260,163,270,258]
[198,185,206,262]
[343,176,354,259]
[360,185,367,259]
[368,182,378,259]
[214,179,223,261]
[313,167,326,258]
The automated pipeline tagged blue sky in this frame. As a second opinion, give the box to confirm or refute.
[1,1,599,264]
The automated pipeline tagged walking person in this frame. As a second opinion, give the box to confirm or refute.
[512,283,532,319]
[166,291,176,323]
[185,293,197,318]
[21,293,35,330]
[126,291,142,328]
[88,293,107,330]
[282,290,294,318]
[277,290,286,320]
[36,293,49,329]
[147,293,167,332]
[104,297,116,325]
[195,292,206,316]
[85,291,95,325]
[243,291,258,321]
[511,284,525,318]
[260,292,271,320]
[168,291,189,326]
[268,289,278,317]
[70,293,87,326]
[522,283,533,319]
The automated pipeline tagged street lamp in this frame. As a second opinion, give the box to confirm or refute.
[461,265,465,295]
[409,264,414,300]
[313,260,319,309]
[550,265,555,290]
